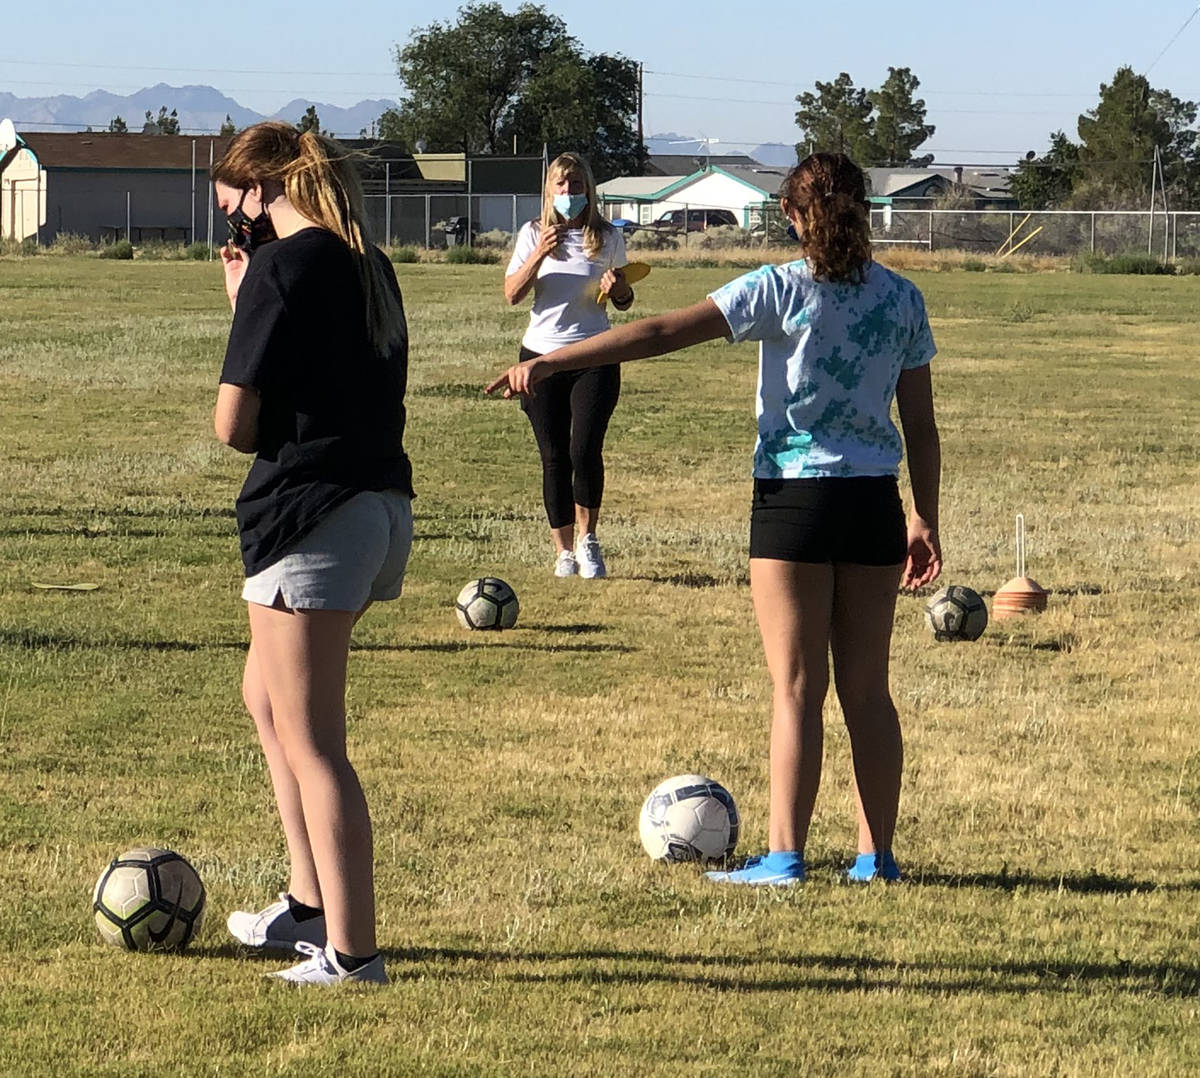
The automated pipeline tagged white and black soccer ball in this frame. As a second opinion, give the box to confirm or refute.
[93,847,206,952]
[638,774,740,863]
[925,585,988,641]
[455,577,519,630]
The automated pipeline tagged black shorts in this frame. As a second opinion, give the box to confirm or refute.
[749,476,906,565]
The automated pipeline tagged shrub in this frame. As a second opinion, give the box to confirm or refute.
[1073,251,1175,275]
[0,237,39,256]
[626,228,679,252]
[694,225,753,250]
[99,240,134,260]
[473,228,512,250]
[186,242,212,260]
[389,245,420,263]
[51,232,94,255]
[446,245,499,265]
[962,258,987,272]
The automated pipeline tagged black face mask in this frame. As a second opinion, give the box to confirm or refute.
[226,189,277,253]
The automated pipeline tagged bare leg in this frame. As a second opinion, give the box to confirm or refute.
[242,642,321,907]
[830,563,905,855]
[575,504,599,537]
[749,558,835,853]
[550,524,575,555]
[247,601,376,957]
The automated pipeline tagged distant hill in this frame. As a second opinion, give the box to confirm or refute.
[645,133,797,169]
[0,83,397,138]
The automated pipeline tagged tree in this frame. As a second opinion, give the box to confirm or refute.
[219,115,236,136]
[391,2,644,179]
[107,115,127,134]
[142,106,179,135]
[1075,66,1169,205]
[1008,132,1080,209]
[296,106,322,135]
[794,73,876,162]
[869,67,935,167]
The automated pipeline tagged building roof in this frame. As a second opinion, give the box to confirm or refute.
[597,175,685,199]
[644,153,763,176]
[866,166,1014,200]
[17,131,233,170]
[717,164,788,197]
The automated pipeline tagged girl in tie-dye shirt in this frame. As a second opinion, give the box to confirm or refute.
[488,153,942,887]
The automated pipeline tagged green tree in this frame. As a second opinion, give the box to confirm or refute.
[1148,88,1199,206]
[869,67,935,167]
[296,106,322,135]
[142,106,179,135]
[794,73,876,162]
[219,115,236,136]
[1009,132,1080,209]
[391,2,643,179]
[1074,66,1169,205]
[107,115,127,134]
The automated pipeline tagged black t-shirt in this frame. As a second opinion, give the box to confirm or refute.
[219,228,414,577]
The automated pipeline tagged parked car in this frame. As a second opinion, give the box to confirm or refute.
[647,208,739,234]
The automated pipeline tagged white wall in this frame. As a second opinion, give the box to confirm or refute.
[648,172,772,226]
[1,147,46,241]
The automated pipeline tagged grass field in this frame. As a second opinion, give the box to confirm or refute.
[0,256,1197,1076]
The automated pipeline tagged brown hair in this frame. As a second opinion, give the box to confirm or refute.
[780,153,872,284]
[212,122,404,356]
[539,152,611,260]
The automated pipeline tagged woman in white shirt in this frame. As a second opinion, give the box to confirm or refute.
[504,153,635,579]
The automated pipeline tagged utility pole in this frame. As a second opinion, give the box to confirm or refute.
[637,62,644,165]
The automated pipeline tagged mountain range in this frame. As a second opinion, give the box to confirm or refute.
[0,83,395,139]
[0,84,798,167]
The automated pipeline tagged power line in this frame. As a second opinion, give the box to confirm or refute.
[1145,3,1200,74]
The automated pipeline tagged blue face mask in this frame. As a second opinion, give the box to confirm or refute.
[786,223,800,243]
[553,193,589,221]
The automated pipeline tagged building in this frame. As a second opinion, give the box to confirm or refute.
[598,160,787,230]
[0,121,545,247]
[866,167,1017,210]
[0,128,232,244]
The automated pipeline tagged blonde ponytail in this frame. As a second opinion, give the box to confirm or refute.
[213,122,406,357]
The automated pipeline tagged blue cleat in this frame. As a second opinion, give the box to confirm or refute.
[847,851,901,882]
[705,850,805,886]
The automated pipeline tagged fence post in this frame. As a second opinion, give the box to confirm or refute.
[928,210,933,252]
[385,162,391,246]
[1090,213,1095,253]
[512,194,517,236]
[126,192,131,243]
[425,194,430,248]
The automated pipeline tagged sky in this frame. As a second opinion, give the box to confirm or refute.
[3,0,1200,164]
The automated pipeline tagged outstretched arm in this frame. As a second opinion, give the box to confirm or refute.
[485,299,730,398]
[895,364,942,590]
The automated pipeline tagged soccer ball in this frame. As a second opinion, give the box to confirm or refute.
[93,847,206,952]
[638,774,740,863]
[925,585,988,641]
[455,577,519,630]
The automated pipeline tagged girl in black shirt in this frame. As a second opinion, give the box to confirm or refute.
[212,122,413,985]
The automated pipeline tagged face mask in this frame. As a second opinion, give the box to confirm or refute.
[226,189,277,253]
[553,193,589,221]
[786,223,801,243]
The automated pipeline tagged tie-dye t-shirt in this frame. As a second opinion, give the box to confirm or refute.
[709,259,935,479]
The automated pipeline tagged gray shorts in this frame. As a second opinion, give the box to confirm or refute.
[242,489,413,612]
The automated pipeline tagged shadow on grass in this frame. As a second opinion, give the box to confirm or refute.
[380,944,1198,998]
[905,867,1199,894]
[0,628,244,652]
[0,628,634,657]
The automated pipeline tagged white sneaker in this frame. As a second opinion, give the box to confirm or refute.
[227,893,326,952]
[554,549,579,577]
[267,941,388,986]
[576,533,607,579]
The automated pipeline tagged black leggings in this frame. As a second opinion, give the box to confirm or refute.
[519,346,621,529]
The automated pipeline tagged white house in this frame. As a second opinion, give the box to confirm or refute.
[598,162,788,229]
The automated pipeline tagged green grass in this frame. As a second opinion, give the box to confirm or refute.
[0,259,1198,1076]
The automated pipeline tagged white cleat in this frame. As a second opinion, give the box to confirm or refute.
[267,941,387,986]
[575,533,607,579]
[227,893,327,952]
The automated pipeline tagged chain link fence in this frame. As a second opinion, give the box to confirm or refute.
[361,193,542,248]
